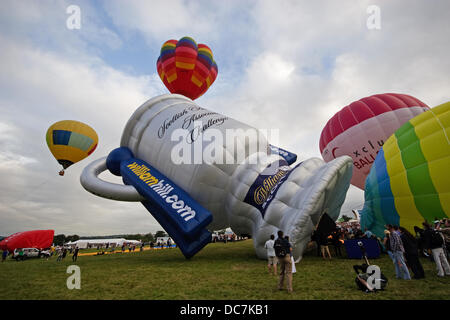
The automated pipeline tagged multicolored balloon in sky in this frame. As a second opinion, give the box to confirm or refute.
[157,36,218,100]
[46,120,98,175]
[319,93,429,189]
[360,101,450,238]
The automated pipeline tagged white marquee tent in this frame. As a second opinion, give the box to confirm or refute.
[66,238,141,249]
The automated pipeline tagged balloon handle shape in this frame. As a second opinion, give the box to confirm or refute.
[81,147,213,259]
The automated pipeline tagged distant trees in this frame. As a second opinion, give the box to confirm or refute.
[53,234,66,246]
[154,231,167,238]
[142,233,155,243]
[66,235,80,242]
[337,215,353,223]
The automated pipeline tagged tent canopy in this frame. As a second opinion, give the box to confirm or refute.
[65,238,141,248]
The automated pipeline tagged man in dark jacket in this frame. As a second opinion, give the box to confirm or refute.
[72,247,79,262]
[275,230,293,293]
[422,222,450,277]
[399,227,425,279]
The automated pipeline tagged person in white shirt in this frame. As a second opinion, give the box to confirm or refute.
[264,234,278,275]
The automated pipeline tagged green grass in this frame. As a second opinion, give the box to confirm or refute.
[0,240,449,300]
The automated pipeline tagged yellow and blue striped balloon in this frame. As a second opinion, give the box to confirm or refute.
[360,102,450,237]
[46,120,98,171]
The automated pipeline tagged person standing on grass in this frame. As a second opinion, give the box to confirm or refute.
[264,234,277,276]
[399,227,425,279]
[285,236,296,274]
[72,247,79,262]
[62,247,68,261]
[57,248,63,261]
[2,250,8,262]
[18,248,24,261]
[440,219,450,259]
[383,230,400,276]
[422,221,450,277]
[319,232,332,260]
[311,230,321,257]
[386,225,411,280]
[331,230,343,257]
[275,230,293,293]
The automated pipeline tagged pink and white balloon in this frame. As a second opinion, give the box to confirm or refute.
[319,93,429,190]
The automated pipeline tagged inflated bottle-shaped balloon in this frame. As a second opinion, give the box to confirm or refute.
[81,94,353,261]
[360,102,450,238]
[157,37,218,100]
[46,120,98,175]
[319,93,429,190]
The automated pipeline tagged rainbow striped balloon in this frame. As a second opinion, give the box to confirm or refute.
[360,101,450,238]
[156,36,218,100]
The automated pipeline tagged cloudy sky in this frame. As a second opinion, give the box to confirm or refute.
[0,0,449,237]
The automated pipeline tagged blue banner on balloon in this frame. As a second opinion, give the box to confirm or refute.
[119,157,213,259]
[269,144,297,165]
[243,159,303,218]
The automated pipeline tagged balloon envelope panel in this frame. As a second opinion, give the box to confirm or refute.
[320,93,429,189]
[360,102,450,238]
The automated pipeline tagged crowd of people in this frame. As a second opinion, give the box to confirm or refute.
[381,220,450,279]
[262,218,450,293]
[1,240,181,263]
[211,232,247,243]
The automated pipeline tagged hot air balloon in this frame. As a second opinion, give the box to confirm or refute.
[157,36,218,100]
[360,102,450,238]
[46,120,98,175]
[0,230,54,252]
[319,93,429,189]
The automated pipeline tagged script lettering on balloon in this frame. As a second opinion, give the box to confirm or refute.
[186,116,229,144]
[244,160,302,217]
[158,106,202,139]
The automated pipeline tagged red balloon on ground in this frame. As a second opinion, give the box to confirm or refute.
[0,230,54,251]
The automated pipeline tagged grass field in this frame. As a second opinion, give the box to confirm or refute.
[0,239,449,300]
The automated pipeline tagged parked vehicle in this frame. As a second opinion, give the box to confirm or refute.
[13,248,50,260]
